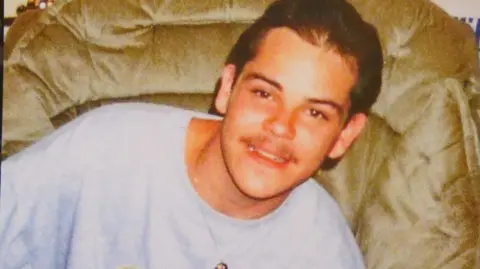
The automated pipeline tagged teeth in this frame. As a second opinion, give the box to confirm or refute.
[248,144,287,163]
[257,149,286,163]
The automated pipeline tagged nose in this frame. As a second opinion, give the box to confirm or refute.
[262,109,296,140]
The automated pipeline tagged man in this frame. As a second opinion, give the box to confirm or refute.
[0,0,383,268]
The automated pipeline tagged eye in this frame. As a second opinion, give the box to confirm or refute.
[252,89,272,99]
[308,108,328,120]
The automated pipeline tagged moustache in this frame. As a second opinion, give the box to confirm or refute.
[240,135,296,163]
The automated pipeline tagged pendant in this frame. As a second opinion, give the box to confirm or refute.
[215,262,228,269]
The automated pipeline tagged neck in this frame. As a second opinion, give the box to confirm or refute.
[186,119,287,220]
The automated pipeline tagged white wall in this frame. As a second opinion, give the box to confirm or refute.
[431,0,480,16]
[4,0,27,38]
[5,0,27,17]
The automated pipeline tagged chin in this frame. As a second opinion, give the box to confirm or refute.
[231,174,294,201]
[222,137,304,201]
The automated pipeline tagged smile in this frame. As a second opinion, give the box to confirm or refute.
[247,144,289,164]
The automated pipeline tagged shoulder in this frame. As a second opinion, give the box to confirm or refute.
[1,103,198,218]
[76,103,221,140]
[2,103,206,182]
[292,179,365,268]
[293,179,349,224]
[6,103,197,158]
[76,102,197,129]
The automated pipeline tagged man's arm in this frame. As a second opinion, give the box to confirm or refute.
[0,112,93,269]
[0,172,30,269]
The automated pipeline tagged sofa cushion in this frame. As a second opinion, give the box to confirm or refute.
[3,0,480,268]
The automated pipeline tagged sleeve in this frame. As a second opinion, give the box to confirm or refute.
[0,115,88,269]
[0,172,32,269]
[0,103,169,268]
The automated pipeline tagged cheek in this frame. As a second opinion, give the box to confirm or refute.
[295,126,339,160]
[229,100,272,128]
[222,108,263,144]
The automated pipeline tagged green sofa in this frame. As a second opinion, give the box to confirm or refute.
[3,0,480,268]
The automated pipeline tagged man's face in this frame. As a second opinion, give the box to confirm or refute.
[214,27,366,200]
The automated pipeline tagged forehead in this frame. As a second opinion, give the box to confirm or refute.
[241,27,356,106]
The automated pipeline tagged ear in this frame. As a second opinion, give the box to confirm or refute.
[327,113,368,159]
[214,64,237,115]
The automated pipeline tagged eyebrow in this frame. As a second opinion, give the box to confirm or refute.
[244,71,345,115]
[307,98,344,115]
[244,72,283,91]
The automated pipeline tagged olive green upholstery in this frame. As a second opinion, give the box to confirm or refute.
[3,0,480,268]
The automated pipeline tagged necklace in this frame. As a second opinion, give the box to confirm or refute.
[196,191,234,269]
[192,177,275,269]
[191,176,231,268]
[215,262,228,269]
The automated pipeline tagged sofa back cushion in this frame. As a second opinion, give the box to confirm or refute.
[3,0,479,267]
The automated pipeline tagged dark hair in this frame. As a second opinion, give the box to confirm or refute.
[218,0,384,170]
